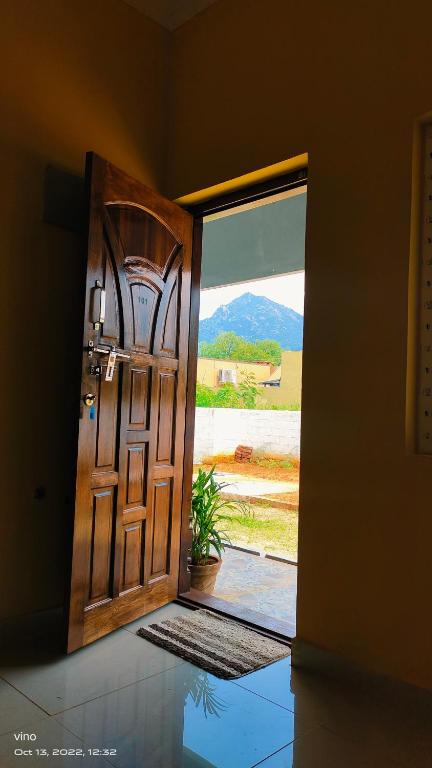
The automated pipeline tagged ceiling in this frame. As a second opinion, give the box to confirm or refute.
[124,0,218,30]
[202,190,307,289]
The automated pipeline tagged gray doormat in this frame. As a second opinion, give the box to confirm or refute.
[136,609,290,679]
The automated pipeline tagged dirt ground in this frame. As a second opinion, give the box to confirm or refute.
[195,458,300,484]
[194,457,300,508]
[265,491,299,505]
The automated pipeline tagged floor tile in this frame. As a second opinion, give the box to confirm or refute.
[57,662,309,768]
[0,627,183,715]
[238,659,432,768]
[123,601,195,634]
[0,679,47,736]
[234,657,295,712]
[0,718,113,767]
[288,668,432,768]
[253,726,403,768]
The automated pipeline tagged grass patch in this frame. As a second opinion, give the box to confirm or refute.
[220,504,298,558]
[269,402,301,411]
[251,457,293,470]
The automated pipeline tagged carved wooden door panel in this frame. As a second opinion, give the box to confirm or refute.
[67,154,193,652]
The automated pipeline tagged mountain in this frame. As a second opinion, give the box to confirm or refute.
[199,293,303,350]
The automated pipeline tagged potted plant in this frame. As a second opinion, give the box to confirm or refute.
[189,466,240,592]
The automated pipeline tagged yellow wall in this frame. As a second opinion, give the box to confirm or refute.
[0,0,170,620]
[197,358,274,387]
[261,352,302,407]
[170,0,432,689]
[4,0,432,692]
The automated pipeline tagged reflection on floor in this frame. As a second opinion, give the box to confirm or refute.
[212,547,297,630]
[1,602,432,767]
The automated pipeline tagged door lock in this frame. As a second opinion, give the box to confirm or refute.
[87,342,131,382]
[83,393,96,407]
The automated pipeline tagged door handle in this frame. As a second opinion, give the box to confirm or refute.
[97,284,106,324]
[92,281,106,327]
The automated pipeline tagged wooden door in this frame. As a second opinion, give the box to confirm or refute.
[67,154,193,652]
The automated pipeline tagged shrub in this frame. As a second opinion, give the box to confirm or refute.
[191,466,250,565]
[195,381,300,410]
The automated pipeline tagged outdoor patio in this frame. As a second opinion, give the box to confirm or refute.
[212,547,297,633]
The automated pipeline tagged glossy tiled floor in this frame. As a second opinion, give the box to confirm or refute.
[0,603,431,767]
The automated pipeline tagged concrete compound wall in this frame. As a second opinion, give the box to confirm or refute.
[193,407,301,461]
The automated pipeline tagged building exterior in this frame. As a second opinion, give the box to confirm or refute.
[259,351,302,407]
[196,357,277,388]
[197,352,302,407]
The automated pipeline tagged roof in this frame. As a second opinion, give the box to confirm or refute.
[258,365,282,384]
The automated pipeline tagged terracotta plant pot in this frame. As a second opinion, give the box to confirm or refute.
[189,555,222,593]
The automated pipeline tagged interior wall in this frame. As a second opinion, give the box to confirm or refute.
[0,0,170,620]
[4,0,432,692]
[169,0,432,689]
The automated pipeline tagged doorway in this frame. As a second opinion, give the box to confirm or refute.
[179,170,307,640]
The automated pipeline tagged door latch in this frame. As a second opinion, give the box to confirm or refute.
[87,342,131,382]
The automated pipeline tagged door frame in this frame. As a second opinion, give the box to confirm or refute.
[178,166,308,636]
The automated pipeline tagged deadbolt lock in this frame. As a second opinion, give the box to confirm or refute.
[83,393,96,407]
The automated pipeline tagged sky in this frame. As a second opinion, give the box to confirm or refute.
[199,271,305,320]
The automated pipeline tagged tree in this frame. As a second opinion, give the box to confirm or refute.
[199,331,242,360]
[253,340,282,366]
[199,332,282,365]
